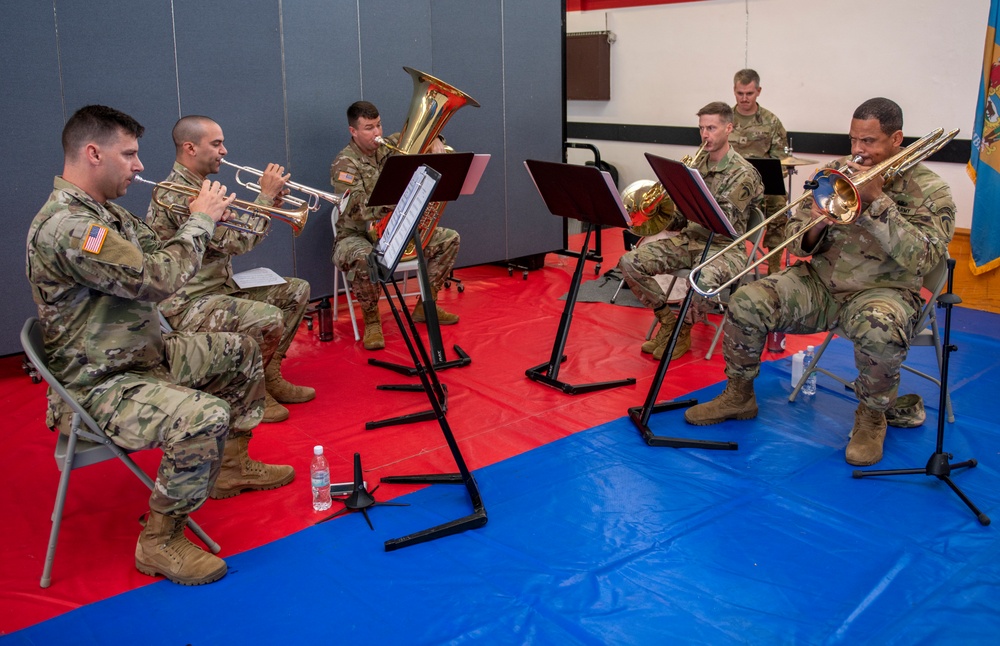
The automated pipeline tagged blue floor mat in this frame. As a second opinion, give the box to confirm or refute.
[10,311,1000,645]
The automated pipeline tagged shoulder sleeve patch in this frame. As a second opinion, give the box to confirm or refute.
[81,223,108,254]
[331,158,359,186]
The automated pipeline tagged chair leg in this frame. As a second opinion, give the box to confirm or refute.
[41,421,80,588]
[334,267,361,342]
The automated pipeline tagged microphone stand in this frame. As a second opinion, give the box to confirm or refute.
[853,259,989,525]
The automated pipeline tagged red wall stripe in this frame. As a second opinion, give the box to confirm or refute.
[567,0,706,11]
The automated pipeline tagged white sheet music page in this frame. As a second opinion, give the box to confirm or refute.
[233,267,287,289]
[603,171,632,227]
[373,165,439,271]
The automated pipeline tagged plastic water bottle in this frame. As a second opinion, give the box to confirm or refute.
[802,345,817,395]
[791,351,804,389]
[311,445,332,511]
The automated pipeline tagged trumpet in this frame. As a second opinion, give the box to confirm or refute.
[220,159,347,212]
[687,127,959,298]
[620,141,707,236]
[133,175,310,237]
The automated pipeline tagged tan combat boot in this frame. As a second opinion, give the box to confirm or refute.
[412,287,459,325]
[135,510,227,585]
[654,322,692,361]
[209,435,295,500]
[265,351,315,404]
[845,403,887,466]
[684,377,758,426]
[362,305,384,350]
[641,307,677,354]
[262,391,289,423]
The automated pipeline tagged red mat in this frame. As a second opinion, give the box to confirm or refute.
[1,232,818,634]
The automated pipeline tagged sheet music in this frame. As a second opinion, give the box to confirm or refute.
[603,171,632,226]
[460,154,490,195]
[372,165,440,272]
[232,267,287,289]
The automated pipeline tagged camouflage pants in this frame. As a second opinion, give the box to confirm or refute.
[333,227,460,312]
[723,263,921,410]
[166,277,310,365]
[618,238,744,311]
[89,332,265,516]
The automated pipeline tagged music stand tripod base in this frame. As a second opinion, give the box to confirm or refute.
[526,360,636,395]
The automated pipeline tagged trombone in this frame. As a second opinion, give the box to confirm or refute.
[687,127,959,298]
[220,159,347,212]
[133,175,310,237]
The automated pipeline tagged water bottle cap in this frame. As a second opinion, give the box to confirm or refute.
[806,345,814,351]
[313,445,323,456]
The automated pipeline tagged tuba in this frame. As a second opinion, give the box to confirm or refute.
[620,142,707,237]
[371,67,480,260]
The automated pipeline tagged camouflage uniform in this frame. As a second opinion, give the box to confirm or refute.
[146,162,309,366]
[729,104,789,253]
[723,158,956,411]
[330,135,459,308]
[26,177,265,517]
[618,147,764,310]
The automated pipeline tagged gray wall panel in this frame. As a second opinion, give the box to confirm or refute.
[503,0,563,258]
[3,0,562,354]
[430,1,506,267]
[55,0,179,218]
[173,0,293,277]
[282,0,362,296]
[4,2,66,348]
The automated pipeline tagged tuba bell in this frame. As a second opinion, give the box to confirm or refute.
[371,67,480,260]
[620,141,707,237]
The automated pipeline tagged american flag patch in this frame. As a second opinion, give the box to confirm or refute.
[337,171,355,183]
[82,223,108,254]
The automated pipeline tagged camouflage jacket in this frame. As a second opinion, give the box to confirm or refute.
[146,161,272,317]
[788,158,955,298]
[329,135,399,244]
[674,146,763,251]
[729,104,789,161]
[26,176,214,412]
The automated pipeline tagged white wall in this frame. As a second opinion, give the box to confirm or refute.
[566,0,990,228]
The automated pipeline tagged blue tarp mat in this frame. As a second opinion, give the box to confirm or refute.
[10,315,1000,645]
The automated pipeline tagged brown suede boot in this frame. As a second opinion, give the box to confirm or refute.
[265,352,315,404]
[362,306,384,350]
[135,510,227,586]
[684,377,758,426]
[654,322,692,361]
[262,391,289,423]
[412,287,458,325]
[845,403,887,466]
[642,307,677,354]
[209,435,295,500]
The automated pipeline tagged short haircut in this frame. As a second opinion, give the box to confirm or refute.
[733,69,760,87]
[697,101,734,124]
[347,101,380,127]
[62,105,144,157]
[172,115,217,150]
[853,98,903,135]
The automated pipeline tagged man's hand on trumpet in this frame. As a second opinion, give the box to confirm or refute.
[258,162,291,208]
[189,180,237,224]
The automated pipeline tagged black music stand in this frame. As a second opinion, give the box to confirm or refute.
[522,159,637,395]
[365,152,481,430]
[853,259,989,525]
[365,163,488,550]
[367,152,476,375]
[627,153,740,450]
[747,157,787,198]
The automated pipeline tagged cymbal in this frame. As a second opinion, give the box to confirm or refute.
[781,155,819,167]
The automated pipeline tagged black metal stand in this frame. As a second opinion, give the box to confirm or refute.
[627,232,737,450]
[314,452,409,530]
[376,277,488,551]
[366,240,460,429]
[559,142,607,275]
[853,259,989,526]
[526,223,636,394]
